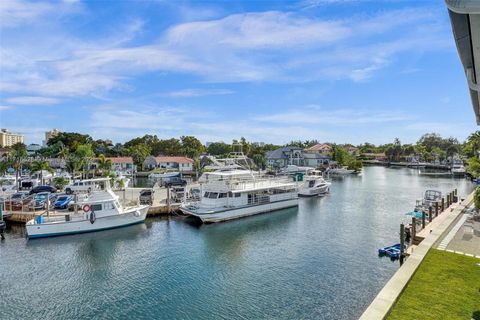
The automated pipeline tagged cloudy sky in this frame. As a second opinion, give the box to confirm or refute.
[0,0,477,145]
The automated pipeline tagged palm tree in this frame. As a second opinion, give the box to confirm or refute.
[9,143,27,189]
[97,154,112,176]
[30,160,54,185]
[57,142,69,160]
[467,131,480,157]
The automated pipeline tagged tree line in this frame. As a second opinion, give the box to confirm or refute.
[3,131,480,177]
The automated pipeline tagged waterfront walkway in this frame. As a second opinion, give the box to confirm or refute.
[436,205,480,258]
[359,191,475,320]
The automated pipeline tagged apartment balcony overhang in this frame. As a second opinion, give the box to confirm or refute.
[446,0,480,123]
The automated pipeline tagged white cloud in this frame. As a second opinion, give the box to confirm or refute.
[0,105,12,110]
[165,88,234,98]
[166,11,350,49]
[0,4,451,97]
[5,96,61,105]
[255,107,411,125]
[0,0,54,27]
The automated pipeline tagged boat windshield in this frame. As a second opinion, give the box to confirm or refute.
[424,190,441,201]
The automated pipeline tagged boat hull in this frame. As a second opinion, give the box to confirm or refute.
[181,198,299,223]
[26,207,148,239]
[298,185,329,197]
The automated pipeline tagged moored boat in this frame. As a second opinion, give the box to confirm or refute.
[26,178,149,239]
[181,169,298,223]
[298,170,331,197]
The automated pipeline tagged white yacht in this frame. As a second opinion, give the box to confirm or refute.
[298,170,331,197]
[26,178,149,239]
[451,159,466,176]
[180,169,298,223]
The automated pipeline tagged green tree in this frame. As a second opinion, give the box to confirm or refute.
[52,176,69,191]
[9,142,27,188]
[207,142,231,156]
[30,160,54,185]
[467,157,480,178]
[181,136,204,159]
[47,132,93,153]
[97,154,112,176]
[331,144,349,165]
[464,131,480,158]
[474,187,480,210]
[75,144,95,178]
[129,143,151,168]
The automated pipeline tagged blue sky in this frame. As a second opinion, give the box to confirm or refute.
[0,0,477,145]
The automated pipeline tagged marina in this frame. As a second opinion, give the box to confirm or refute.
[0,167,474,319]
[2,0,480,319]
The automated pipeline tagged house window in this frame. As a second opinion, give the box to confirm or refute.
[235,193,241,198]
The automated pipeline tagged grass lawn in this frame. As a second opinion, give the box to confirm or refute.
[388,249,480,320]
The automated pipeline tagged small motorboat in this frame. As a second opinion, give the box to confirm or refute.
[298,170,331,197]
[378,243,402,260]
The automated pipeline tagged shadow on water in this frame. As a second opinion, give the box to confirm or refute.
[186,207,299,262]
[25,223,147,247]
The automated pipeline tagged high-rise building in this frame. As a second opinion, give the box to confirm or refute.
[0,128,24,147]
[44,129,60,145]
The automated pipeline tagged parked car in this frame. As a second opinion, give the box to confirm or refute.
[164,177,187,187]
[28,192,57,210]
[29,185,57,195]
[139,189,154,205]
[65,180,101,194]
[53,195,74,210]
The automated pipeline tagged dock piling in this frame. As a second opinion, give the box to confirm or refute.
[435,202,439,217]
[441,198,445,212]
[428,206,432,223]
[167,187,170,213]
[421,211,426,229]
[412,217,416,240]
[400,223,405,265]
[74,193,78,214]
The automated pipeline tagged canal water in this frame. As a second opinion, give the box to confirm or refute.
[0,167,474,319]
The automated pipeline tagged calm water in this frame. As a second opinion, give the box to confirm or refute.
[0,167,474,319]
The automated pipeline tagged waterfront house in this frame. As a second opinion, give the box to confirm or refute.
[107,157,135,173]
[91,157,136,173]
[303,153,330,168]
[143,156,194,172]
[266,146,304,168]
[304,143,332,156]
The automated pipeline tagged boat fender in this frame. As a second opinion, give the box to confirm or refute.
[134,210,141,217]
[83,204,91,213]
[90,211,96,224]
